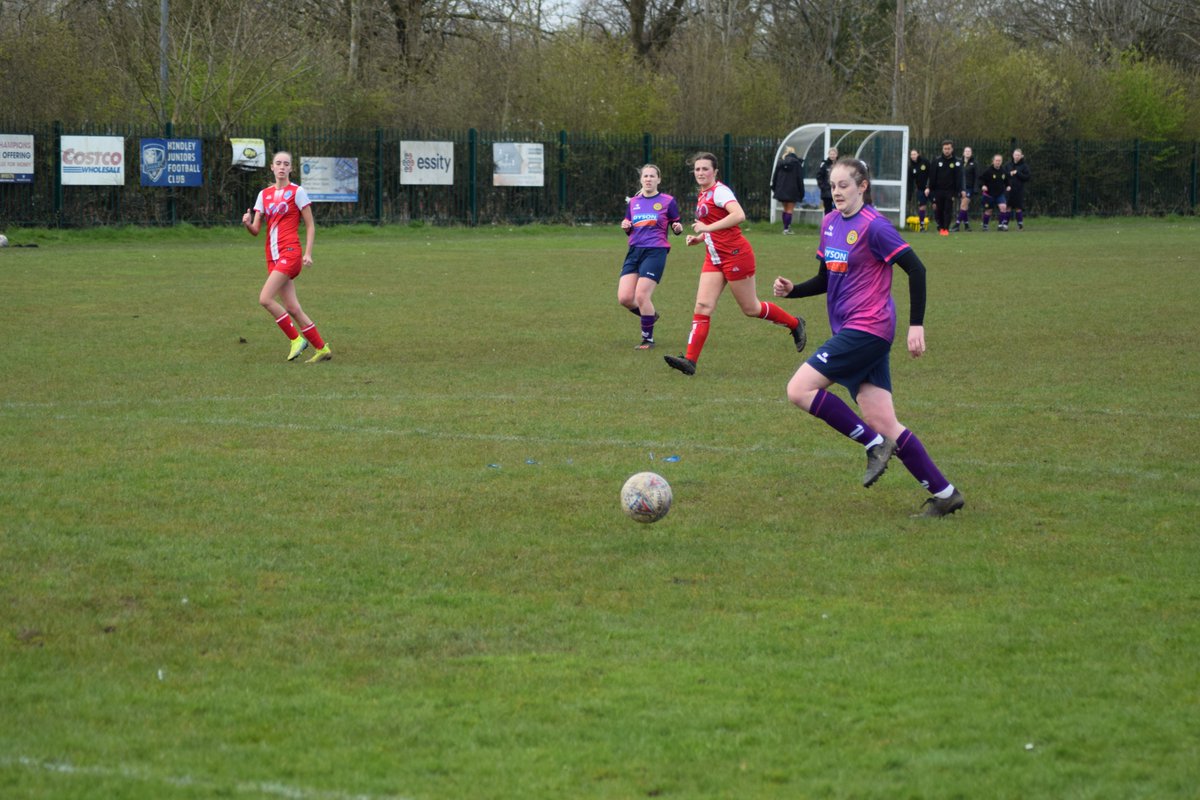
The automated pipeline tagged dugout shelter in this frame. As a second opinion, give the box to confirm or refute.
[770,123,910,229]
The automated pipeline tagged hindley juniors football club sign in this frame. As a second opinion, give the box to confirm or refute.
[139,138,203,187]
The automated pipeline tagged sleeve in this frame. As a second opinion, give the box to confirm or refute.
[666,198,680,224]
[252,190,265,213]
[294,185,312,210]
[787,260,829,298]
[712,184,738,208]
[891,248,927,326]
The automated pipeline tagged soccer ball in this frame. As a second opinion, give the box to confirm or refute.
[0,234,8,247]
[620,471,672,523]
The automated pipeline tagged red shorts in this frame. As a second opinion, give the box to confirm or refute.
[701,248,755,281]
[267,247,303,279]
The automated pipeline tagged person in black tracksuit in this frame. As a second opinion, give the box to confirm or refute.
[771,146,805,234]
[816,147,837,214]
[954,146,977,231]
[978,153,1011,231]
[908,149,930,231]
[1004,149,1031,229]
[924,139,964,235]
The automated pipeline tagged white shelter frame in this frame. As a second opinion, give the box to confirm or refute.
[769,123,910,229]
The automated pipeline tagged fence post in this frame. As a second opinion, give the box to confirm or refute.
[165,120,176,226]
[643,133,652,166]
[1191,140,1198,212]
[558,130,567,214]
[53,120,63,226]
[1131,138,1140,213]
[375,128,383,225]
[723,133,733,187]
[1072,140,1080,217]
[468,128,478,226]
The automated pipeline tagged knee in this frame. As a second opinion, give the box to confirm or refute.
[694,301,715,316]
[258,293,274,309]
[787,382,816,411]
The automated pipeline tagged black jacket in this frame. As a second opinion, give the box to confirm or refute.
[771,153,806,203]
[978,164,1008,196]
[909,156,930,193]
[816,158,834,198]
[928,152,965,193]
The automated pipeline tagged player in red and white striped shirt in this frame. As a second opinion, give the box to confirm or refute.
[663,152,806,376]
[242,151,332,363]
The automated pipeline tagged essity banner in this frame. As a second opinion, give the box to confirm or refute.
[61,135,125,186]
[400,141,454,185]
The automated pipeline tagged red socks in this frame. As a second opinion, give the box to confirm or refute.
[300,323,326,349]
[684,314,711,362]
[275,313,300,339]
[758,301,799,329]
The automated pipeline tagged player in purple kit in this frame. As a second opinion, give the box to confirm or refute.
[619,164,683,349]
[773,157,964,517]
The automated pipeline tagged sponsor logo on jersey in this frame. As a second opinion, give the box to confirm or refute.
[825,246,849,274]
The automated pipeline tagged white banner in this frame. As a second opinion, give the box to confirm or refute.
[61,135,125,186]
[0,134,34,183]
[493,142,544,187]
[231,138,266,171]
[300,156,359,202]
[400,141,454,185]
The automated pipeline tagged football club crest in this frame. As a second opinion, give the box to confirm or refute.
[141,141,167,183]
[847,230,859,245]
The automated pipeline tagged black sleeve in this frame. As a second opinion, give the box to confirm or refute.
[787,260,829,298]
[892,248,927,326]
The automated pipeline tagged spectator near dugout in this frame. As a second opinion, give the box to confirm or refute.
[953,146,977,232]
[924,139,965,236]
[908,149,931,231]
[1004,149,1032,229]
[770,146,806,235]
[816,147,838,215]
[978,154,1011,231]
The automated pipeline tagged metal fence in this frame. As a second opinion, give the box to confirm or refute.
[1,121,1197,227]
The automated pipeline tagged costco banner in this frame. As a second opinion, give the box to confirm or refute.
[61,135,125,186]
[400,141,454,185]
[0,134,34,183]
[139,138,203,187]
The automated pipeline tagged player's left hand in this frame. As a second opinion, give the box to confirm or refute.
[685,234,703,246]
[302,252,313,266]
[692,221,709,234]
[907,325,926,358]
[671,222,684,235]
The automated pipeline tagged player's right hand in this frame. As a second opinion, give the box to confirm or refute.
[773,277,793,297]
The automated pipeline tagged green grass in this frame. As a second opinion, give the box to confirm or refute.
[2,218,1199,799]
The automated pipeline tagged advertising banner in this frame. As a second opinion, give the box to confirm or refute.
[61,135,125,186]
[493,143,544,187]
[400,141,454,185]
[0,134,34,183]
[231,138,266,171]
[139,138,203,187]
[300,156,359,202]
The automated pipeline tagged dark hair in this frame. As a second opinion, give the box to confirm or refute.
[688,151,719,173]
[833,156,873,206]
[941,139,954,147]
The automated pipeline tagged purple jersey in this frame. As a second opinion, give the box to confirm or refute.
[815,205,912,341]
[625,192,680,249]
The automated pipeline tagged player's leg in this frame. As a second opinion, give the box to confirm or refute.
[665,271,724,373]
[259,270,308,360]
[728,275,805,351]
[782,201,795,234]
[859,382,963,515]
[633,275,659,349]
[278,279,331,362]
[617,271,639,313]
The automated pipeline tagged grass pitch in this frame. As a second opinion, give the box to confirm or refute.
[1,218,1199,799]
